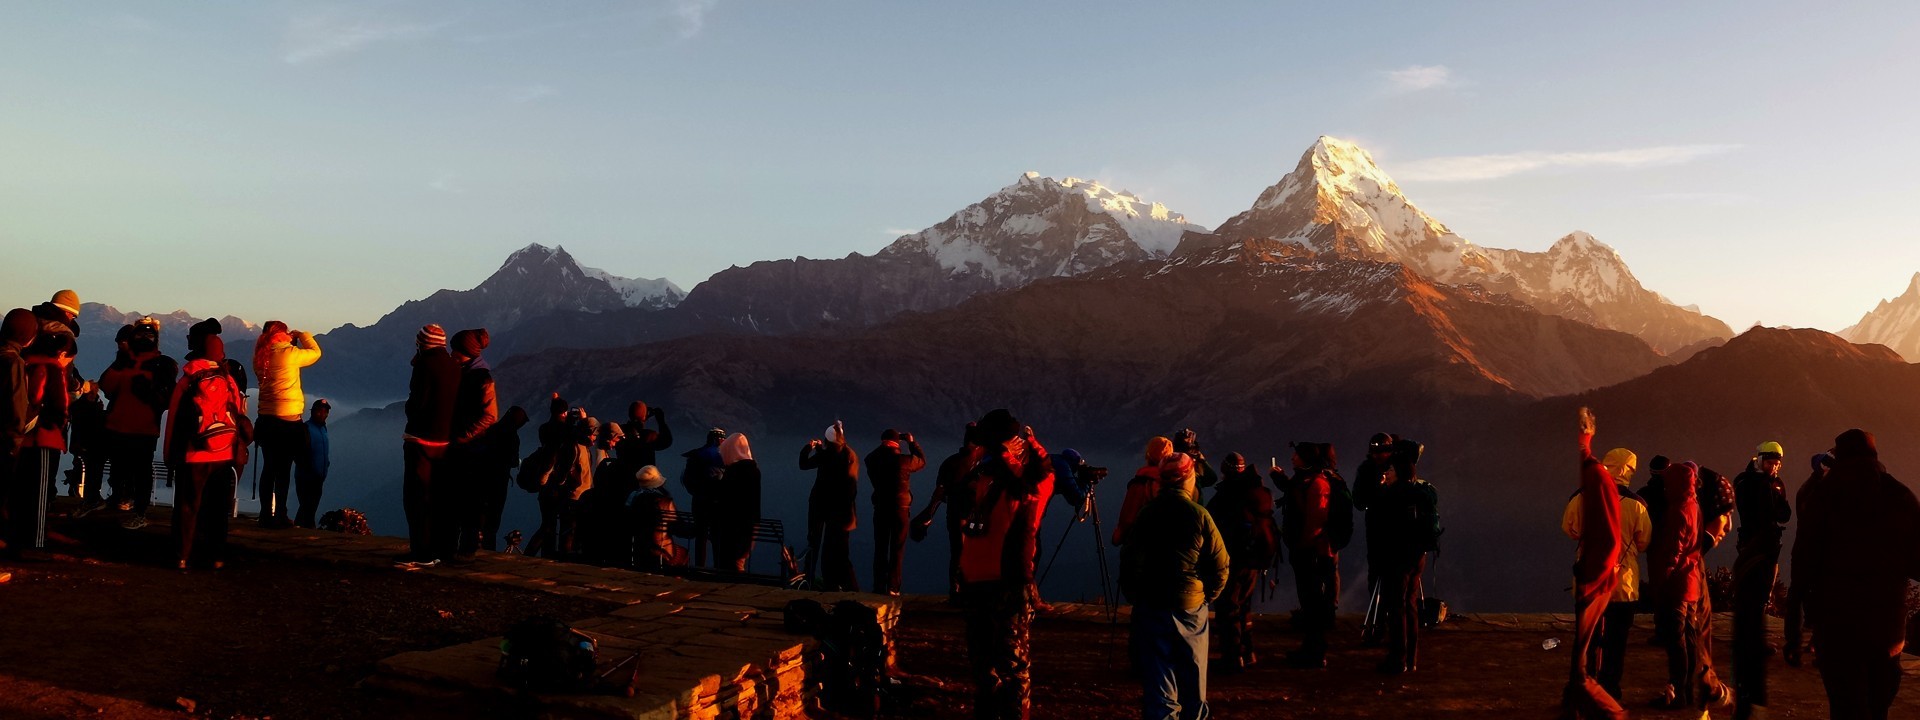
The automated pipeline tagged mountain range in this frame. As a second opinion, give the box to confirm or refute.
[1841,272,1920,361]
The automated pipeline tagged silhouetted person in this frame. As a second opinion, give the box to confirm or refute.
[252,320,322,528]
[714,432,761,572]
[912,424,982,600]
[801,421,860,591]
[163,335,246,570]
[1112,436,1174,546]
[1561,445,1650,706]
[1373,439,1436,675]
[398,324,458,567]
[627,465,684,571]
[616,401,673,472]
[447,329,497,561]
[0,308,36,561]
[98,316,174,528]
[1350,432,1396,646]
[1649,461,1730,711]
[65,381,106,506]
[477,406,528,552]
[1731,441,1791,719]
[1122,451,1227,720]
[14,298,78,556]
[682,428,725,567]
[1274,442,1346,668]
[293,399,330,528]
[866,428,926,595]
[1207,452,1279,674]
[1788,429,1920,720]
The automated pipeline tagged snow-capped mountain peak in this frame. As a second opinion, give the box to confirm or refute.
[881,172,1205,288]
[1841,272,1920,361]
[582,265,686,309]
[488,243,683,309]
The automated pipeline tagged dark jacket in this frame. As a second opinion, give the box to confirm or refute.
[449,356,497,447]
[682,442,724,499]
[403,347,460,444]
[1370,478,1440,567]
[1120,486,1231,611]
[1352,457,1391,563]
[297,420,329,482]
[67,392,106,456]
[1733,466,1791,549]
[1791,448,1920,655]
[482,420,523,472]
[1206,468,1280,569]
[617,415,673,469]
[0,341,27,456]
[802,441,861,532]
[865,440,926,506]
[720,459,763,531]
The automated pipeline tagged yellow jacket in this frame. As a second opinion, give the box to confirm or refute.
[253,331,322,420]
[1563,485,1653,602]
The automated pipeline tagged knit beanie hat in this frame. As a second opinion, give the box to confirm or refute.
[503,406,530,429]
[1144,436,1174,466]
[1835,428,1878,460]
[1159,452,1196,487]
[2,308,37,346]
[628,401,650,422]
[49,289,79,317]
[452,328,489,358]
[416,324,447,350]
[548,393,568,418]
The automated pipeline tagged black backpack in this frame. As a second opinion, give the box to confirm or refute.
[1324,471,1356,552]
[498,616,598,693]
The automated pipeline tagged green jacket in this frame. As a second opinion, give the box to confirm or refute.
[1120,487,1231,611]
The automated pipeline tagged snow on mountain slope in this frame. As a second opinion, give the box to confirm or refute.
[582,265,686,309]
[881,172,1205,288]
[1205,136,1730,352]
[1841,272,1920,361]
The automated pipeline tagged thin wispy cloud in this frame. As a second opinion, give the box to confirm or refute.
[282,11,446,65]
[1394,144,1742,182]
[673,0,719,38]
[1382,65,1455,94]
[1646,192,1755,206]
[882,227,920,238]
[428,172,465,194]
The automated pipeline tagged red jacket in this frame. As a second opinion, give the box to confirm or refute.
[1573,434,1623,605]
[22,353,70,452]
[165,358,247,466]
[100,350,176,437]
[1112,465,1163,546]
[959,437,1053,585]
[1648,462,1704,603]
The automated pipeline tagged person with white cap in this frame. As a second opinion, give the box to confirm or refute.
[800,421,860,591]
[1730,441,1791,719]
[714,432,761,572]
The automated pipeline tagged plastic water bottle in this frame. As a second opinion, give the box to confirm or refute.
[1542,638,1560,650]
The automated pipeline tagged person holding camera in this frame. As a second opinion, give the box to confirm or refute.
[252,320,322,529]
[617,401,674,474]
[867,428,926,596]
[97,317,176,527]
[1207,452,1279,674]
[1371,438,1437,675]
[1561,409,1632,719]
[956,409,1052,720]
[911,423,984,600]
[1121,450,1228,720]
[1171,429,1217,493]
[801,421,860,591]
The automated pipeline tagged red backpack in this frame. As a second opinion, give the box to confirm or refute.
[179,365,243,460]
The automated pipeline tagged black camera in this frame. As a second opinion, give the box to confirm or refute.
[1080,465,1109,485]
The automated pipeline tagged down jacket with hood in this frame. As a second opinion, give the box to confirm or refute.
[253,329,321,420]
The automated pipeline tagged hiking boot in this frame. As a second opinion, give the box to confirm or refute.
[122,516,149,530]
[72,499,104,518]
[413,558,443,569]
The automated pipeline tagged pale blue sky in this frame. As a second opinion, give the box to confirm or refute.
[3,1,1917,333]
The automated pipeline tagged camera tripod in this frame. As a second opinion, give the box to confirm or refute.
[1037,482,1118,624]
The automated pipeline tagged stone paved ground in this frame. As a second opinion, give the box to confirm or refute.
[210,522,899,720]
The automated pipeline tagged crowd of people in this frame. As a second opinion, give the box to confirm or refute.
[1564,409,1920,720]
[5,289,1920,720]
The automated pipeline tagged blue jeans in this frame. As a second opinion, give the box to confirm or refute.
[1132,604,1210,720]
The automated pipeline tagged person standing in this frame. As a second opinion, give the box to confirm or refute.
[65,381,106,506]
[627,464,684,571]
[1112,437,1175,546]
[13,304,77,556]
[398,324,458,567]
[98,317,175,528]
[162,336,246,570]
[1560,409,1629,720]
[912,424,983,600]
[1273,442,1345,668]
[447,329,497,562]
[1373,439,1438,675]
[293,399,331,528]
[1350,432,1396,646]
[1121,451,1228,720]
[0,309,36,560]
[475,406,527,552]
[801,422,860,591]
[1206,452,1279,674]
[252,321,322,528]
[1788,429,1920,720]
[1560,446,1652,707]
[1730,442,1791,719]
[616,401,673,470]
[1649,461,1731,712]
[866,429,926,596]
[681,428,726,567]
[714,432,761,572]
[956,409,1052,720]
